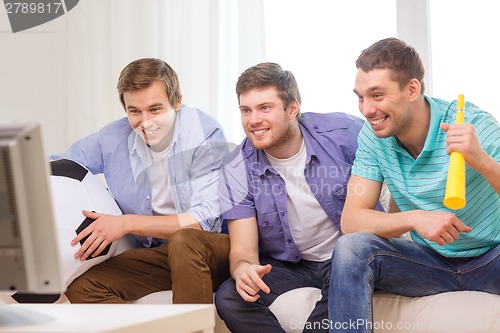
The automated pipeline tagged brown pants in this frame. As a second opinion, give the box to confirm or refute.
[65,229,230,304]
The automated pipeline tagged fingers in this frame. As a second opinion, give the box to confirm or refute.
[436,218,472,246]
[255,264,272,294]
[439,232,455,246]
[71,220,102,260]
[71,224,93,246]
[439,123,450,132]
[441,123,478,157]
[74,232,108,260]
[82,210,99,218]
[236,276,262,302]
[455,223,472,233]
[235,264,272,302]
[72,210,105,258]
[237,280,261,302]
[71,211,99,246]
[83,237,108,259]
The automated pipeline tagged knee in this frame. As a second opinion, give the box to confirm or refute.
[65,275,93,303]
[333,232,382,264]
[168,229,229,258]
[214,278,237,317]
[168,229,225,271]
[168,229,201,255]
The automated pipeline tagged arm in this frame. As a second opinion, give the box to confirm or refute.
[185,137,229,231]
[440,122,500,195]
[227,217,272,302]
[341,176,408,237]
[341,176,471,245]
[49,132,105,175]
[74,128,229,259]
[72,210,200,260]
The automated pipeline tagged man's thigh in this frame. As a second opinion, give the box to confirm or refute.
[372,237,464,296]
[80,245,171,291]
[258,258,325,306]
[462,243,500,293]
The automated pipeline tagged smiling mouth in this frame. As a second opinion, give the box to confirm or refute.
[143,128,159,136]
[371,116,388,125]
[252,129,269,136]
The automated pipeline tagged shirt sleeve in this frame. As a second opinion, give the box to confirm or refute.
[218,149,257,220]
[468,108,500,162]
[49,132,105,175]
[185,127,230,232]
[351,123,385,182]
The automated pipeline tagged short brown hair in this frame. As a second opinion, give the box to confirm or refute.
[356,38,426,94]
[117,58,182,109]
[236,62,302,112]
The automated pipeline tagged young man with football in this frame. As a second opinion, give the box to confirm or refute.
[51,58,230,304]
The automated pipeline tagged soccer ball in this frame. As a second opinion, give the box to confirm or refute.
[50,159,134,288]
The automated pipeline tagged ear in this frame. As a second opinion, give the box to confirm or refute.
[174,97,183,111]
[288,100,300,119]
[407,78,421,102]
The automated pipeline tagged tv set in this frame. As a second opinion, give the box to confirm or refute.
[0,122,64,325]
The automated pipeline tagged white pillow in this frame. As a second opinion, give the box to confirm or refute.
[50,159,134,288]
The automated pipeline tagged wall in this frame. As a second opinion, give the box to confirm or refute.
[0,8,68,154]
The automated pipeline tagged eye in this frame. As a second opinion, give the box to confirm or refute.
[128,109,140,114]
[240,108,250,114]
[373,93,383,100]
[150,107,161,113]
[261,105,270,111]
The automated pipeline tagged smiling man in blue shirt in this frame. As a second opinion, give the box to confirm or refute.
[214,62,374,333]
[51,58,230,304]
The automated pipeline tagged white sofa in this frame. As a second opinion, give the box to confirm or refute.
[2,288,499,333]
[131,288,500,333]
[0,288,500,333]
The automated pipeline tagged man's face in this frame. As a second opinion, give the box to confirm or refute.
[239,86,298,157]
[353,68,412,139]
[124,80,178,152]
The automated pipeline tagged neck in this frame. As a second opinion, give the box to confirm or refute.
[397,97,430,159]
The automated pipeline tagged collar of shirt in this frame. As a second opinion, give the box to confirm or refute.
[241,122,318,177]
[128,109,181,183]
[388,95,443,155]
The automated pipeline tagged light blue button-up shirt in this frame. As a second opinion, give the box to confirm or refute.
[51,105,229,247]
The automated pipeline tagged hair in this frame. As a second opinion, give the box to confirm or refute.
[236,62,302,113]
[355,37,425,94]
[117,58,182,109]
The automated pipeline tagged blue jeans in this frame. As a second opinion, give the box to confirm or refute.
[215,257,331,333]
[328,232,500,333]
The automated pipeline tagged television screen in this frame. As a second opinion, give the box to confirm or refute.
[0,123,64,294]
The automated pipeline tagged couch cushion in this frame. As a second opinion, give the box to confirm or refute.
[131,288,500,333]
[373,291,500,333]
[269,287,322,332]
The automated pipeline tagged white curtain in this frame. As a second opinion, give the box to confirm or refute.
[64,0,264,147]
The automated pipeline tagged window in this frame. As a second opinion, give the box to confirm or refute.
[264,1,499,122]
[430,0,499,121]
[263,0,397,117]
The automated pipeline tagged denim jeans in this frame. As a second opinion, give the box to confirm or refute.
[328,232,500,333]
[216,257,331,333]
